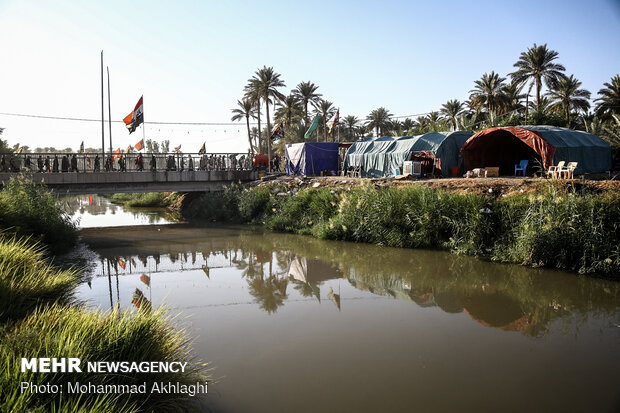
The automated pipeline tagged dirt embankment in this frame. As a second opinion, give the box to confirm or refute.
[250,174,620,197]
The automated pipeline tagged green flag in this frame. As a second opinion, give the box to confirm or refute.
[304,115,320,139]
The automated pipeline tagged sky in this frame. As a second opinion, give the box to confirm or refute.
[0,0,619,153]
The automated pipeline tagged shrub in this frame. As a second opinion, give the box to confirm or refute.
[238,186,272,222]
[0,177,77,251]
[110,193,169,208]
[266,188,338,235]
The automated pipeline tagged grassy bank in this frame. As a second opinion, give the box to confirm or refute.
[0,180,207,412]
[1,305,205,413]
[109,192,172,208]
[184,182,620,278]
[0,177,77,252]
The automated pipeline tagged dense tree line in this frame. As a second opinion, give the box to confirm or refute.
[233,43,620,159]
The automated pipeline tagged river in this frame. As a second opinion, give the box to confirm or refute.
[66,195,620,413]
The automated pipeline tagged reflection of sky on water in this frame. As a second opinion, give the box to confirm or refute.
[76,224,620,413]
[62,195,175,228]
[78,224,620,338]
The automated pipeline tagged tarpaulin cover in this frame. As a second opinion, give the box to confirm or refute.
[461,126,612,174]
[285,142,340,176]
[343,131,472,178]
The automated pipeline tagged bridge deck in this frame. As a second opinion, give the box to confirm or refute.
[0,170,258,194]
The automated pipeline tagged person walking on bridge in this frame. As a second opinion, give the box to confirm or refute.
[52,155,59,172]
[71,154,79,172]
[135,153,144,171]
[61,154,69,172]
[150,154,157,171]
[94,154,100,172]
[37,156,44,172]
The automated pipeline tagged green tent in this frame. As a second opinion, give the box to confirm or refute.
[343,131,472,178]
[461,126,612,175]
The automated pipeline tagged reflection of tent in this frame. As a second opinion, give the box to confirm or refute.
[462,292,528,332]
[287,256,340,283]
[285,142,340,176]
[343,132,472,178]
[461,126,612,175]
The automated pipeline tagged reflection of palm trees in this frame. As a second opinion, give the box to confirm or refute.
[247,275,288,314]
[292,281,321,302]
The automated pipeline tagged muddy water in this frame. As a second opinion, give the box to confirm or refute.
[73,197,620,413]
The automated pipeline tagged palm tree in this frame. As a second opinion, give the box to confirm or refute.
[390,119,403,136]
[440,100,464,131]
[253,66,286,167]
[343,115,359,139]
[293,81,322,125]
[231,99,257,157]
[250,127,259,152]
[509,43,566,112]
[313,99,336,141]
[594,74,620,118]
[402,118,415,134]
[502,81,526,113]
[469,71,509,124]
[275,94,302,138]
[366,107,392,137]
[547,74,591,125]
[416,116,429,133]
[244,79,262,152]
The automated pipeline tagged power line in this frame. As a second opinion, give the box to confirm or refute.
[0,111,258,126]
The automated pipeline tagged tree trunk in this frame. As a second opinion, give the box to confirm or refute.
[304,101,308,126]
[246,116,253,158]
[256,101,262,154]
[536,77,541,112]
[265,97,271,172]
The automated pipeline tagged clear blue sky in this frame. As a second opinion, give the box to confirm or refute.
[0,0,618,152]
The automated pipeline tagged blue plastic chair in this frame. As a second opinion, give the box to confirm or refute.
[514,160,528,176]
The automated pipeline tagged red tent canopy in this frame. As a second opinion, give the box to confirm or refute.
[461,126,557,171]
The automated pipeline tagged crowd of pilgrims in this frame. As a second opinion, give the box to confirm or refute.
[0,152,269,173]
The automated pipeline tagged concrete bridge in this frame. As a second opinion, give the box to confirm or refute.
[0,170,259,194]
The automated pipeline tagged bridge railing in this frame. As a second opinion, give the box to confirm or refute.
[0,152,254,173]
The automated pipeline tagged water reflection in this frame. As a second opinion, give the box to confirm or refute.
[62,195,178,227]
[80,225,620,338]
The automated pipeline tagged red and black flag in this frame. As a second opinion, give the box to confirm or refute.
[123,96,144,134]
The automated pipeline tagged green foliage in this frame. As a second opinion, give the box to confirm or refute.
[0,237,80,322]
[494,188,620,274]
[266,188,338,235]
[110,192,169,208]
[0,177,77,252]
[238,186,272,222]
[185,183,620,277]
[313,185,493,254]
[0,304,206,413]
[183,185,242,222]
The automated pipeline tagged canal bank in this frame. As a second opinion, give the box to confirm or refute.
[0,180,207,413]
[180,178,620,278]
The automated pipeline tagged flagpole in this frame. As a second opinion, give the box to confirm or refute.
[100,51,105,159]
[142,95,145,149]
[107,67,112,154]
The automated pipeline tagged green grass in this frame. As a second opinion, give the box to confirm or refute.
[184,183,620,277]
[0,181,209,412]
[0,237,81,323]
[0,305,207,413]
[109,193,170,208]
[0,177,77,252]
